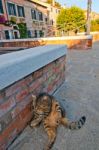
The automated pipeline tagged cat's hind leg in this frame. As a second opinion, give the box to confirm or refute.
[44,127,57,150]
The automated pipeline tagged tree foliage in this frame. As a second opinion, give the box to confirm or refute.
[18,23,28,38]
[91,19,99,31]
[47,0,61,8]
[57,6,86,35]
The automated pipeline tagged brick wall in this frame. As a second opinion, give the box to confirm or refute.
[0,35,92,50]
[0,55,66,149]
[92,33,99,42]
[44,38,92,49]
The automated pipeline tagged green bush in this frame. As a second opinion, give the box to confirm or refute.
[10,16,17,24]
[18,23,28,38]
[91,19,99,31]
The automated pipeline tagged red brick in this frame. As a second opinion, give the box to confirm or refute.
[29,81,40,93]
[33,69,43,79]
[11,106,22,119]
[0,116,20,146]
[46,70,53,79]
[29,77,44,93]
[16,111,32,135]
[0,91,5,104]
[11,95,32,119]
[0,105,32,148]
[47,84,53,93]
[43,62,55,74]
[15,88,29,102]
[0,112,12,133]
[5,84,21,98]
[42,74,47,82]
[32,85,43,95]
[4,129,18,148]
[0,144,6,150]
[5,79,27,97]
[24,75,33,86]
[19,103,32,120]
[0,97,16,118]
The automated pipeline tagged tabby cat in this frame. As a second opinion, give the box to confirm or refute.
[30,93,86,150]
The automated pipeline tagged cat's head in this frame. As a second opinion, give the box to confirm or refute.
[31,93,52,114]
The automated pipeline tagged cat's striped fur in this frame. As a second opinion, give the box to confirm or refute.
[30,93,86,150]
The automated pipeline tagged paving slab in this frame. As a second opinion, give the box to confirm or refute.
[8,41,99,150]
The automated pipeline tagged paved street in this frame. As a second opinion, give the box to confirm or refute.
[9,41,99,150]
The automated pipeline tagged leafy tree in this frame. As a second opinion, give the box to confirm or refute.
[91,19,99,31]
[57,6,86,35]
[96,19,99,24]
[47,0,61,8]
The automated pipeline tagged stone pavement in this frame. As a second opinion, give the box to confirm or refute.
[8,42,99,150]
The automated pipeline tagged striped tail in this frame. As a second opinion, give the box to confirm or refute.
[61,116,86,130]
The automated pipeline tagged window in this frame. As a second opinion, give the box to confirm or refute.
[38,12,43,21]
[58,10,60,13]
[28,30,31,38]
[14,31,19,39]
[39,30,44,37]
[7,2,16,16]
[0,0,4,14]
[31,9,36,20]
[17,6,25,17]
[5,30,10,39]
[51,20,53,25]
[34,30,37,38]
[45,17,48,23]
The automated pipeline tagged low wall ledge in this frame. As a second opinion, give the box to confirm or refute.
[0,45,67,90]
[0,35,92,43]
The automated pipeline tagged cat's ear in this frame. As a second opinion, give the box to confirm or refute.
[32,94,36,100]
[32,94,37,108]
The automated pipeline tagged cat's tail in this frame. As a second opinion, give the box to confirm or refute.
[61,116,86,130]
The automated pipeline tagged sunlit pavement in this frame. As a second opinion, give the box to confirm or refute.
[9,41,99,150]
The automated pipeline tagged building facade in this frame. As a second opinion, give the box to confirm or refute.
[0,0,60,40]
[0,0,14,39]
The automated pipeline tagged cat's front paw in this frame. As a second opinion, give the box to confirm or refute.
[30,121,37,128]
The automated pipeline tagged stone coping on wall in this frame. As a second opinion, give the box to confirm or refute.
[42,35,92,40]
[0,45,67,90]
[0,35,92,43]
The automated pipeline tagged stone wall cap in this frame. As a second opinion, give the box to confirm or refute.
[41,35,93,40]
[0,45,67,90]
[0,35,92,43]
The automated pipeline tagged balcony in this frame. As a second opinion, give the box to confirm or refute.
[0,15,6,24]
